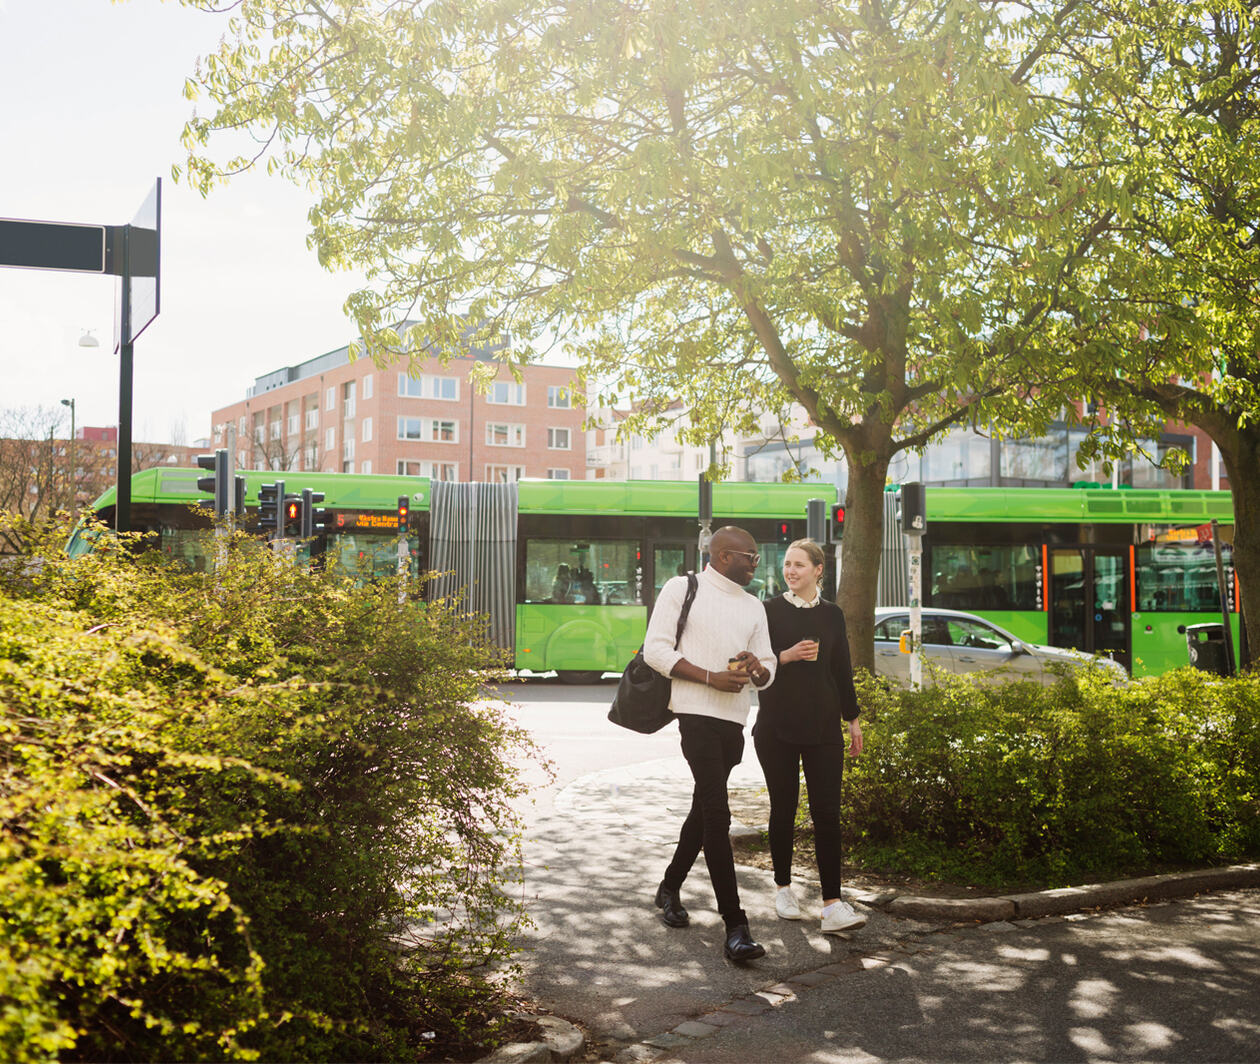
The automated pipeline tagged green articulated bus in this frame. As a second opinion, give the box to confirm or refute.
[880,486,1240,677]
[70,470,835,682]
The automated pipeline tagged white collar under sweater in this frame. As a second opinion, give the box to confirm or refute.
[641,565,777,726]
[784,587,821,608]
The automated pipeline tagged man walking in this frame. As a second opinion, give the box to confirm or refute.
[644,526,776,962]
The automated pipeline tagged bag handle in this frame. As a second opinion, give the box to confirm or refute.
[674,572,698,649]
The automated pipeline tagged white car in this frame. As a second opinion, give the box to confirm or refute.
[873,608,1128,687]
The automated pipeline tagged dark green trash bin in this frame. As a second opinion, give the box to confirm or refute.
[1184,623,1230,676]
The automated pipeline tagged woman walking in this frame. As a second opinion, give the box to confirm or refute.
[754,538,866,934]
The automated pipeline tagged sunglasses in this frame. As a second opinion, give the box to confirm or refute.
[725,549,761,566]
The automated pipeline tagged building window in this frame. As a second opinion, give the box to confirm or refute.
[305,408,318,431]
[486,422,525,447]
[287,414,299,436]
[547,468,571,480]
[399,373,458,400]
[362,374,373,400]
[270,420,281,440]
[488,380,525,405]
[304,444,318,469]
[362,417,372,443]
[485,464,525,483]
[342,460,354,474]
[238,416,247,435]
[398,416,458,442]
[343,381,356,418]
[325,427,335,452]
[343,438,355,460]
[326,386,335,412]
[547,385,571,409]
[361,459,372,474]
[398,459,459,481]
[547,427,570,450]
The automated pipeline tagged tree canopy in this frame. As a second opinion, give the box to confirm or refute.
[180,0,1207,665]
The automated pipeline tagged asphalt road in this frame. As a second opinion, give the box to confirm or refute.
[483,680,1260,1064]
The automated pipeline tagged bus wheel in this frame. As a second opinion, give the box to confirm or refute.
[557,670,604,684]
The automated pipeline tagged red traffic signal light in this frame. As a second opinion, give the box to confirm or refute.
[397,496,410,534]
[831,504,846,541]
[776,520,792,544]
[285,500,301,522]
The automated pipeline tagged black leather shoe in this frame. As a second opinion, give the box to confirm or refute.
[723,924,766,962]
[654,882,689,927]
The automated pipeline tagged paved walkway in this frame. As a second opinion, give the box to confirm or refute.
[511,754,1260,1063]
[514,755,936,1046]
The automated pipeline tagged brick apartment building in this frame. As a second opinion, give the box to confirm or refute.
[209,333,586,482]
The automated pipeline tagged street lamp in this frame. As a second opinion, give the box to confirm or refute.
[78,330,99,348]
[60,397,75,505]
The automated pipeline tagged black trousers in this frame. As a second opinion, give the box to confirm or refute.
[753,727,846,900]
[662,714,748,930]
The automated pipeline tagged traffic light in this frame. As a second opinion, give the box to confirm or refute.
[195,448,230,516]
[233,475,247,517]
[299,489,325,539]
[258,480,284,537]
[775,520,792,544]
[831,503,847,542]
[312,498,336,536]
[898,482,927,537]
[397,495,410,534]
[283,495,302,538]
[698,475,713,526]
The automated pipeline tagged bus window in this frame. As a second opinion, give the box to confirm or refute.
[1136,535,1232,612]
[928,544,1040,610]
[328,534,413,581]
[653,547,686,601]
[160,527,215,572]
[524,539,640,605]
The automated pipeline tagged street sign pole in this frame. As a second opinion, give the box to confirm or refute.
[116,227,133,534]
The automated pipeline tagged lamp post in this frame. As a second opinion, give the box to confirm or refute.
[59,397,75,506]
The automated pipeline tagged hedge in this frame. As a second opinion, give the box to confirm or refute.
[843,669,1260,889]
[0,518,536,1062]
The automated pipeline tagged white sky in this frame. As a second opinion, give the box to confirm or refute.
[0,0,367,444]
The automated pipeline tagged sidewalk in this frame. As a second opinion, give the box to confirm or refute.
[509,753,1260,1062]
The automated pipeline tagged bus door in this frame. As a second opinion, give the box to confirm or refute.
[1048,548,1130,672]
[649,542,698,609]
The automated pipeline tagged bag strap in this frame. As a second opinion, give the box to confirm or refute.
[673,572,698,649]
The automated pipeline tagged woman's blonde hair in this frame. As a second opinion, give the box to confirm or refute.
[787,538,825,568]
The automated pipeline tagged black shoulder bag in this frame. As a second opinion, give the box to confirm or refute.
[607,573,699,733]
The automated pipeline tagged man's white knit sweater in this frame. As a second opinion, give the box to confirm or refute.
[643,565,776,726]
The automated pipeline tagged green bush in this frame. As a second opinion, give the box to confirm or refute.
[0,518,536,1062]
[843,670,1260,889]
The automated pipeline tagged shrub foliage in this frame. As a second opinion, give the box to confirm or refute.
[844,670,1260,889]
[0,518,535,1062]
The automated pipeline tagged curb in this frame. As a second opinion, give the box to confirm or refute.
[864,862,1260,923]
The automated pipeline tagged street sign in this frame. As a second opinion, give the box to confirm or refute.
[114,178,161,351]
[0,218,111,273]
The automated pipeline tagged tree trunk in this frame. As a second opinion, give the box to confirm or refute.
[836,451,892,675]
[1214,429,1260,671]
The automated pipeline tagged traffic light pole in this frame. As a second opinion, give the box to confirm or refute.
[908,538,923,690]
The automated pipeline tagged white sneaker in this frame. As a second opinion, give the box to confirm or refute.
[820,900,866,933]
[775,886,803,920]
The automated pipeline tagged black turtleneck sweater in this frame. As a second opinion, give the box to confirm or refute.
[754,595,860,746]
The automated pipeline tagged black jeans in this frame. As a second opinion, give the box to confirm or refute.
[753,727,845,900]
[662,714,747,930]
